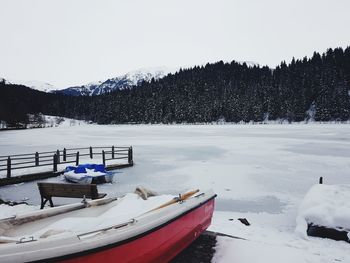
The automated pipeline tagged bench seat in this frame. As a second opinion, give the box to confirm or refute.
[37,182,106,209]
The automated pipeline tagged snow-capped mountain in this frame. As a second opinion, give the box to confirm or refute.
[1,78,57,92]
[1,67,177,96]
[55,67,177,96]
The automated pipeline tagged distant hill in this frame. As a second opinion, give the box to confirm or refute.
[2,79,57,93]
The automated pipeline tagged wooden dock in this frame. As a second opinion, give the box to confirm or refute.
[0,146,133,186]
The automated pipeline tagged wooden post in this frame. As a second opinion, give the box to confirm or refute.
[53,154,57,172]
[76,151,80,166]
[63,148,66,162]
[319,177,323,184]
[56,150,60,164]
[35,152,39,166]
[7,156,11,178]
[89,146,93,159]
[102,150,106,166]
[112,146,115,159]
[128,146,133,165]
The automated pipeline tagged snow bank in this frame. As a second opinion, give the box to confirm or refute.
[43,115,89,127]
[296,184,350,237]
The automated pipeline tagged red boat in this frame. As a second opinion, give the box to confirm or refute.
[0,189,216,263]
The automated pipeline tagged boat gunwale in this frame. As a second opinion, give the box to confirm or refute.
[26,193,217,263]
[0,197,119,227]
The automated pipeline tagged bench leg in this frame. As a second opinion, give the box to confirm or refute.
[40,197,47,209]
[40,197,54,209]
[49,198,54,207]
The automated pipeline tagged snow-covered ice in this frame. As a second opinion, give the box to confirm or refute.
[0,123,350,262]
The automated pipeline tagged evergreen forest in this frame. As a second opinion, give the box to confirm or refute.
[1,47,350,126]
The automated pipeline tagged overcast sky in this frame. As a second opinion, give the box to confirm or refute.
[0,0,349,88]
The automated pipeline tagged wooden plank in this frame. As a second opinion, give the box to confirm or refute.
[7,157,11,178]
[0,171,62,186]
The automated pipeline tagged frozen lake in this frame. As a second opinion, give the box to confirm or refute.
[1,124,350,262]
[1,124,350,205]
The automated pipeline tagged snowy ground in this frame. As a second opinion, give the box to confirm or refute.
[0,124,350,262]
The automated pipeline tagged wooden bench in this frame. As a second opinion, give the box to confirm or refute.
[37,182,106,209]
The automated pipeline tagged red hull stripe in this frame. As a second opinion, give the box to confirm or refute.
[29,195,216,263]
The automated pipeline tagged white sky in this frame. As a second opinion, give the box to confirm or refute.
[0,0,349,88]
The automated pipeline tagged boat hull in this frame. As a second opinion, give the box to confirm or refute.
[47,198,215,263]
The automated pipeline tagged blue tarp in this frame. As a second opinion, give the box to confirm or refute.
[65,164,107,174]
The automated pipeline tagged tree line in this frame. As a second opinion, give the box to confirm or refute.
[1,47,350,126]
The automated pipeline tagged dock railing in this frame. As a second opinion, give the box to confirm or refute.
[0,146,133,179]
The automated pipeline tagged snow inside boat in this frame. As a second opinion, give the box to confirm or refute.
[64,164,114,184]
[0,189,216,263]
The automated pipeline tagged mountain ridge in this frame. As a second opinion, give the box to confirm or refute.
[55,67,176,96]
[2,67,177,96]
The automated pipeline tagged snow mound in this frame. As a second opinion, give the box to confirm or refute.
[296,184,350,237]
